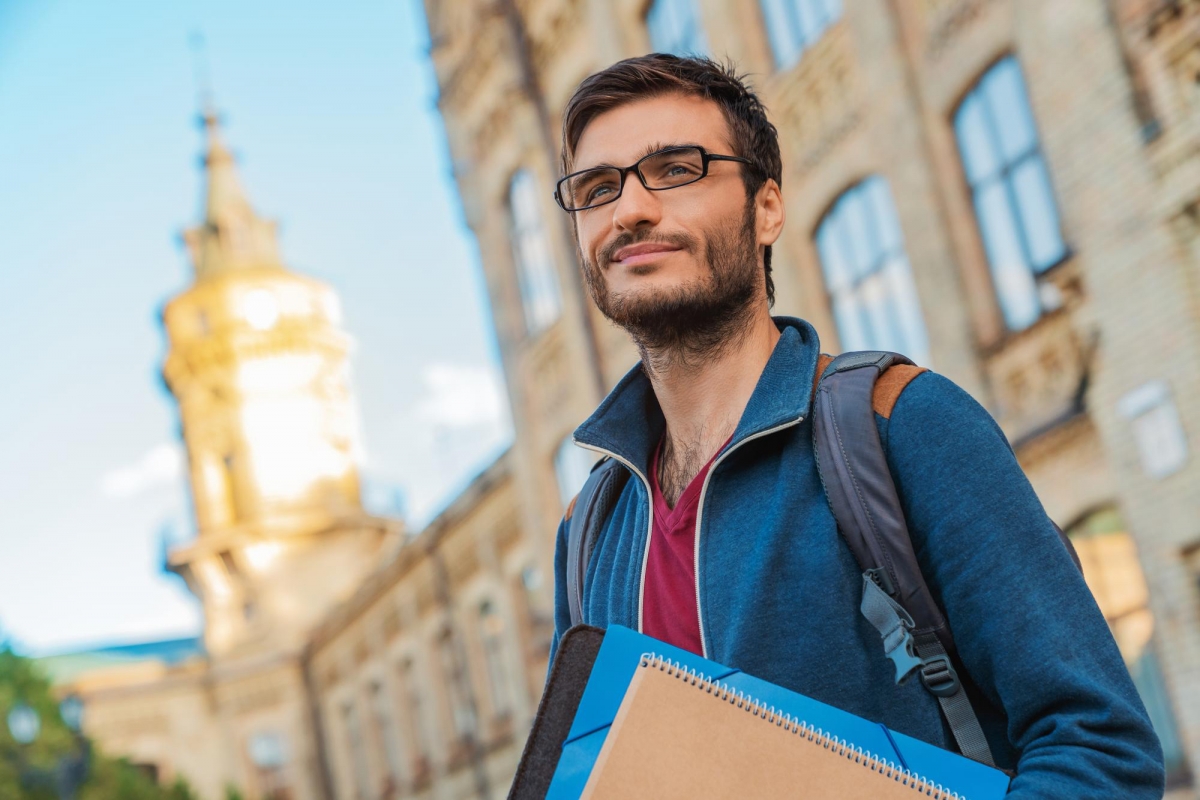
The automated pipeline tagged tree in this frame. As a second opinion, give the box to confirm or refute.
[0,643,199,799]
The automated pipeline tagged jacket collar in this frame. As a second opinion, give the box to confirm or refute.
[573,316,822,478]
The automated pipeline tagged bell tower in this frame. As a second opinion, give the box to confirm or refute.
[161,106,399,659]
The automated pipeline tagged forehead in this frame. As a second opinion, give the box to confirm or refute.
[572,93,733,170]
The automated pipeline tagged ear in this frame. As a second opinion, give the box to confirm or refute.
[755,178,784,248]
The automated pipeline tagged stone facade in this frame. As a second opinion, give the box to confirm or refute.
[303,451,549,800]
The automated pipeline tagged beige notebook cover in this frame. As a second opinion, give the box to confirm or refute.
[581,658,956,800]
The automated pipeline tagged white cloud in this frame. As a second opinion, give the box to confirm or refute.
[415,363,507,430]
[383,363,513,525]
[100,442,184,499]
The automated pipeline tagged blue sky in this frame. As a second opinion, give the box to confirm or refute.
[0,0,512,653]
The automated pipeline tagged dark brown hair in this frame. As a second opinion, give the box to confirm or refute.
[561,53,783,303]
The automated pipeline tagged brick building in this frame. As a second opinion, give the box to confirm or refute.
[419,0,1200,793]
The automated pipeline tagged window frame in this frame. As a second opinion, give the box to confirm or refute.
[393,652,431,778]
[952,55,1070,333]
[340,697,371,800]
[758,0,842,70]
[1066,508,1192,786]
[477,598,514,720]
[508,168,563,338]
[814,175,931,365]
[646,0,709,56]
[436,627,478,741]
[365,677,403,788]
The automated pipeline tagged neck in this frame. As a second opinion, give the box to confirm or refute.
[644,308,780,505]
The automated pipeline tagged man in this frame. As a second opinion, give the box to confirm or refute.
[549,54,1164,796]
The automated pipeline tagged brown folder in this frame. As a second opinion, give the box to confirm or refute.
[582,656,959,799]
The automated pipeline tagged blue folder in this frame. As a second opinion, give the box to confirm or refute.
[547,625,1010,799]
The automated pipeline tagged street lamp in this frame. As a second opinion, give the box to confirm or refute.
[248,731,289,799]
[59,696,84,734]
[7,702,40,745]
[4,695,91,800]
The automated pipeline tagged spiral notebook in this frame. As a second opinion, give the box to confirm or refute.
[543,625,1009,800]
[582,653,962,799]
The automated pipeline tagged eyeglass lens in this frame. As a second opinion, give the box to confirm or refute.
[563,147,705,210]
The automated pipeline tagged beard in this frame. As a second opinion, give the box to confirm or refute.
[581,204,761,368]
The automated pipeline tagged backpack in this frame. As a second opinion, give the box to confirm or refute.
[563,350,1083,768]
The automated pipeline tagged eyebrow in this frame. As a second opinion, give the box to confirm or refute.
[578,141,706,172]
[635,141,703,160]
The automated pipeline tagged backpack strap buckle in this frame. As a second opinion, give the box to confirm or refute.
[919,655,962,698]
[859,573,923,684]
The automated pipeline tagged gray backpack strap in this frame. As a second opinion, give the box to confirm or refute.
[812,351,997,767]
[565,456,629,627]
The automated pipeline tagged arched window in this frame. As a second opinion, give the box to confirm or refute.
[954,56,1067,331]
[509,169,562,336]
[394,655,431,780]
[815,176,930,364]
[437,629,477,740]
[759,0,841,69]
[1068,509,1190,785]
[478,599,513,718]
[647,0,708,56]
[366,679,402,790]
[517,563,554,655]
[340,700,371,800]
[554,436,597,510]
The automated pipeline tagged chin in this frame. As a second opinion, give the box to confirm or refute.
[609,276,705,311]
[611,263,698,293]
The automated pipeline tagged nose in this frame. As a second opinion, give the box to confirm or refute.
[610,171,662,233]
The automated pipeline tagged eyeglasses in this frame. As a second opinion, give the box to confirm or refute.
[554,145,756,212]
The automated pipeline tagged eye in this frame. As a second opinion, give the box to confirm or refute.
[586,181,619,202]
[569,170,621,206]
[645,154,703,186]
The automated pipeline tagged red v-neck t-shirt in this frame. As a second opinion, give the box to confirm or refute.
[642,438,726,655]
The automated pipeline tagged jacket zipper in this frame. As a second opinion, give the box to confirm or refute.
[692,415,806,658]
[572,441,655,633]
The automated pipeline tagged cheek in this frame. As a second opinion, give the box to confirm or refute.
[681,196,734,239]
[582,222,610,265]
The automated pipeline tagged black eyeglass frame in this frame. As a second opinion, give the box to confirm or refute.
[553,145,757,212]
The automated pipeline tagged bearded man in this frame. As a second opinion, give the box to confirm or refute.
[548,54,1164,797]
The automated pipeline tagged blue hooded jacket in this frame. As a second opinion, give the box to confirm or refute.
[551,317,1165,797]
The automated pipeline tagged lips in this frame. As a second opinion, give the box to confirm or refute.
[611,243,682,266]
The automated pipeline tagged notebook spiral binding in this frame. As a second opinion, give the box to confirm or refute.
[639,653,964,800]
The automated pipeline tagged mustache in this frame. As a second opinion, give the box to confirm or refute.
[598,230,698,269]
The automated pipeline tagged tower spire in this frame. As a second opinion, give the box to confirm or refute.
[198,106,254,225]
[181,35,282,280]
